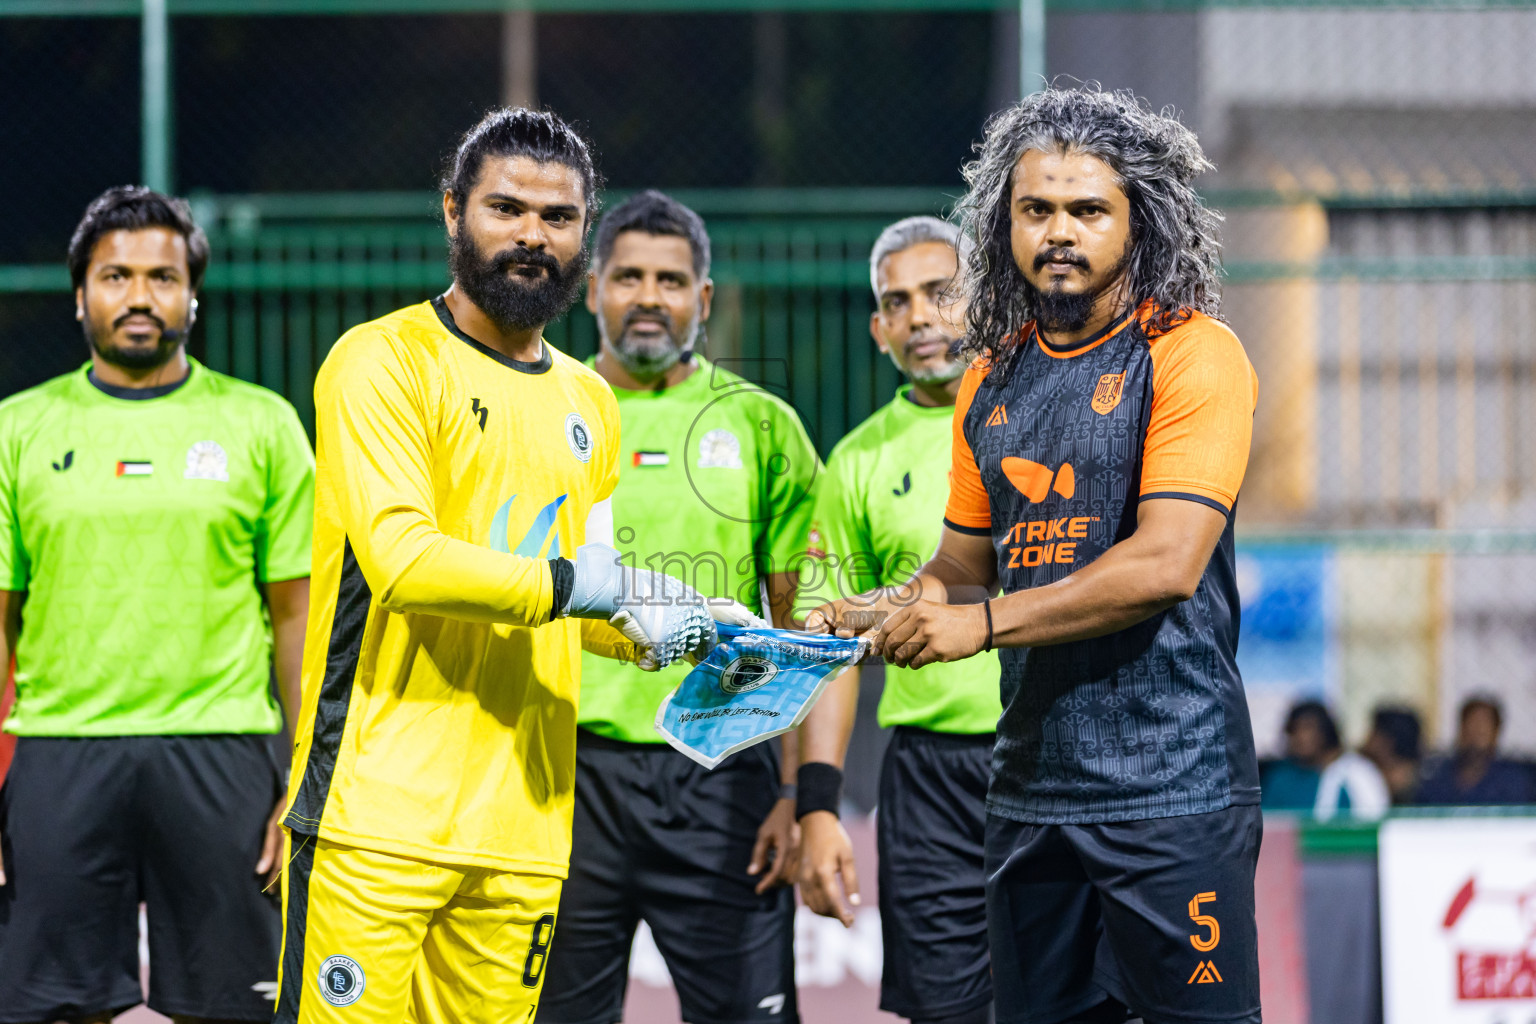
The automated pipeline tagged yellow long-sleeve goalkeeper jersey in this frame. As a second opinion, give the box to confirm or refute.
[284,297,623,876]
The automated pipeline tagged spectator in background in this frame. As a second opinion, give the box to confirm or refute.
[1363,705,1424,805]
[1262,700,1391,820]
[1418,696,1535,806]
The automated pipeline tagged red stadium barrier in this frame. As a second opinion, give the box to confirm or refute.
[1256,816,1311,1024]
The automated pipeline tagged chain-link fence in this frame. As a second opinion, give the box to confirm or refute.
[3,1,1534,761]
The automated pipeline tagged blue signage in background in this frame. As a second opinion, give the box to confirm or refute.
[1234,544,1337,752]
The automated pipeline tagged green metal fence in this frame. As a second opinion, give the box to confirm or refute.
[0,188,956,447]
[5,189,1536,476]
[189,212,911,446]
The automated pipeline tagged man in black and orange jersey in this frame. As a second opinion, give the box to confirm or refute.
[808,87,1261,1024]
[277,109,753,1024]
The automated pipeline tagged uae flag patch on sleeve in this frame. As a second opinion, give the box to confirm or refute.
[116,460,153,477]
[632,451,669,467]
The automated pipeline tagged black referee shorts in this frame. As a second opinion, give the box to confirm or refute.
[877,726,994,1021]
[986,803,1263,1024]
[0,735,284,1023]
[535,729,798,1024]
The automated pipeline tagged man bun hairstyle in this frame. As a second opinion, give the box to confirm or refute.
[442,107,602,228]
[67,185,210,291]
[594,189,711,278]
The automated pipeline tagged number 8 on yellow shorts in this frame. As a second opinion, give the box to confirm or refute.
[275,834,563,1023]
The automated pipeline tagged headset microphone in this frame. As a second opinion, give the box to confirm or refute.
[159,300,198,344]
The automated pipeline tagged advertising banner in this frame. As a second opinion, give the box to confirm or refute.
[1381,817,1536,1024]
[1234,543,1337,757]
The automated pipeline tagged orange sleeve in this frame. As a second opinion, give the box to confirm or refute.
[943,362,994,533]
[1141,315,1258,515]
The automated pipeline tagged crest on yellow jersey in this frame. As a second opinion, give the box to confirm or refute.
[565,412,593,463]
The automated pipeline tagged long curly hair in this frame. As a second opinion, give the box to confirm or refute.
[958,86,1223,380]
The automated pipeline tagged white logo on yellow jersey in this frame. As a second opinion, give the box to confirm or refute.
[318,955,365,1006]
[565,412,593,463]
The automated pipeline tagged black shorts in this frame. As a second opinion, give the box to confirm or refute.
[535,730,797,1024]
[0,735,284,1023]
[986,803,1262,1024]
[878,727,993,1020]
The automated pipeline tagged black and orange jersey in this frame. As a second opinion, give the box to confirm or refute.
[944,304,1260,825]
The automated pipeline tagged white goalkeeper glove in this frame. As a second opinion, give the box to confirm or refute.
[563,544,765,671]
[686,595,768,666]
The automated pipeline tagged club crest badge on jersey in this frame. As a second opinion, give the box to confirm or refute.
[1091,372,1126,415]
[697,428,742,469]
[805,524,826,559]
[565,412,593,463]
[318,955,365,1006]
[184,441,229,482]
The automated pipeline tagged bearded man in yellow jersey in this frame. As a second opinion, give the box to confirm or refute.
[276,108,754,1024]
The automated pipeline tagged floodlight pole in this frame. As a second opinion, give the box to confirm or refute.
[141,0,171,192]
[1019,0,1045,96]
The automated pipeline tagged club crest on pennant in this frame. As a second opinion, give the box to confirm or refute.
[1091,373,1125,415]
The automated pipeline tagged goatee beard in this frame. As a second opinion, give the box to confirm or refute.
[908,358,967,385]
[901,330,967,384]
[1029,246,1132,334]
[1034,289,1097,334]
[449,227,589,332]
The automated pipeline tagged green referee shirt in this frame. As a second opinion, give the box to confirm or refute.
[578,357,821,743]
[0,360,315,737]
[802,385,1001,734]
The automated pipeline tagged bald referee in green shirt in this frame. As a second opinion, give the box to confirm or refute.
[796,217,1002,1024]
[536,191,819,1024]
[0,187,313,1024]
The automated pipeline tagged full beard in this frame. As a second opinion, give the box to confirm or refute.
[449,227,590,332]
[83,313,185,371]
[603,309,699,380]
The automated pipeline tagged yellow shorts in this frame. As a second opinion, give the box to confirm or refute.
[275,833,562,1024]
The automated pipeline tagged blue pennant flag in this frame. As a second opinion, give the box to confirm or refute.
[655,623,868,769]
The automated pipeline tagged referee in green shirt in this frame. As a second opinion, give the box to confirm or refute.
[796,217,1002,1024]
[536,191,819,1024]
[0,187,314,1024]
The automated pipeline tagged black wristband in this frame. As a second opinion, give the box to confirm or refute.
[548,557,575,621]
[796,762,844,820]
[983,598,993,653]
